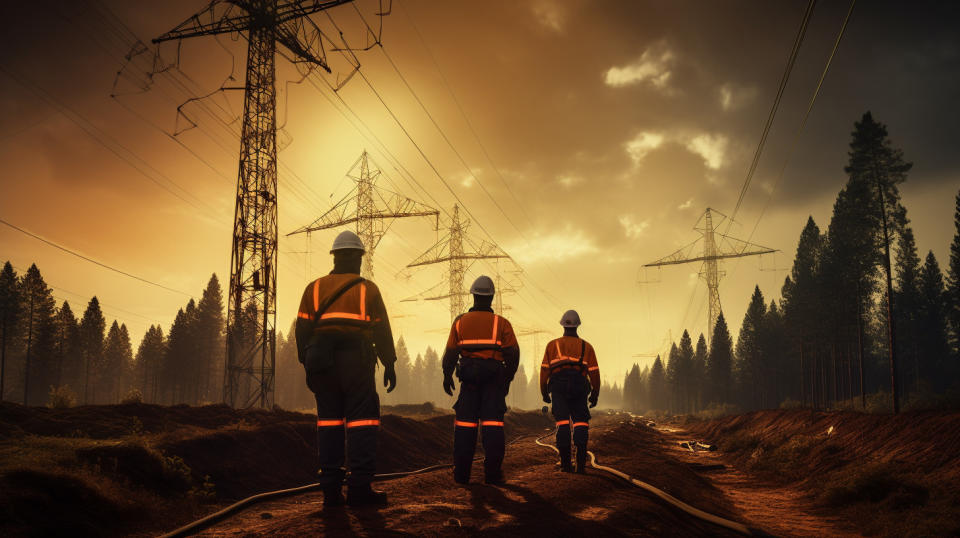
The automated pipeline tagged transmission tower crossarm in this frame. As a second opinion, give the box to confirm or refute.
[152,2,253,43]
[152,0,354,43]
[275,0,355,22]
[274,21,333,73]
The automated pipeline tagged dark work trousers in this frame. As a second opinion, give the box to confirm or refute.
[305,335,380,488]
[549,370,591,462]
[453,357,507,482]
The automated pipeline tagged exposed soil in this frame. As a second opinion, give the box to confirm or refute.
[3,403,959,537]
[678,409,960,537]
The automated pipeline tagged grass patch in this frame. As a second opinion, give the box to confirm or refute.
[820,462,928,510]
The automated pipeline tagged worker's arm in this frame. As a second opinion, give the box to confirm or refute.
[499,319,519,383]
[539,346,551,397]
[586,343,600,401]
[368,283,396,367]
[294,282,315,363]
[442,321,459,378]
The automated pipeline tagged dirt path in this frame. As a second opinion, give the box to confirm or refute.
[656,424,859,537]
[194,419,739,537]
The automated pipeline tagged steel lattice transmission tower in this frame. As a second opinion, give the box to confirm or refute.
[154,0,356,409]
[644,208,776,342]
[406,205,510,323]
[287,151,439,278]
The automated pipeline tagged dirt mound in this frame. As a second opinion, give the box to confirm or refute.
[0,402,552,536]
[0,401,312,439]
[680,409,960,537]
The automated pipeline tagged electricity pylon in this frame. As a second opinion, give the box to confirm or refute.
[517,327,549,372]
[406,205,510,323]
[644,208,776,342]
[153,0,356,409]
[286,151,439,278]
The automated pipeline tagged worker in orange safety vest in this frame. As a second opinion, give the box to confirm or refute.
[295,230,398,507]
[441,275,520,485]
[540,309,600,473]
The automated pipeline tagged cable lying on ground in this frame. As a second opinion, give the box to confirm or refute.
[160,434,531,538]
[534,431,754,536]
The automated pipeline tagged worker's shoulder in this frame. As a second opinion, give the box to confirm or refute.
[495,313,516,328]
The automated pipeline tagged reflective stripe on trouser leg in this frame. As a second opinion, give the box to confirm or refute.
[454,420,479,482]
[481,421,505,481]
[316,419,346,487]
[572,422,589,446]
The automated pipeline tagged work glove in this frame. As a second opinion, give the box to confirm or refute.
[542,392,551,404]
[589,392,598,408]
[383,363,397,393]
[443,374,456,396]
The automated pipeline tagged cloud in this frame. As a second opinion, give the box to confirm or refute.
[531,2,565,32]
[624,132,665,165]
[509,225,598,264]
[461,174,475,188]
[678,198,693,210]
[618,215,650,239]
[604,43,675,90]
[684,133,728,170]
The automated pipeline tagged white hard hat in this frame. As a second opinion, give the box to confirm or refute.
[560,309,581,327]
[469,275,495,296]
[330,230,366,253]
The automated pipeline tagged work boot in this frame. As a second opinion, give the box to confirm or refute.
[346,483,388,507]
[484,470,506,486]
[575,445,588,474]
[323,486,344,507]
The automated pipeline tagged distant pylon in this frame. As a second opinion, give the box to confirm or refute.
[406,205,510,323]
[644,208,776,341]
[287,151,438,278]
[153,0,359,409]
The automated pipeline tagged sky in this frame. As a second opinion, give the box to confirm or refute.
[0,0,958,385]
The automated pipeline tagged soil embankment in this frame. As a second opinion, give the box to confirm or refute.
[678,409,960,537]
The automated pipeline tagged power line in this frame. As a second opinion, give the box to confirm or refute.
[727,0,817,228]
[0,217,193,297]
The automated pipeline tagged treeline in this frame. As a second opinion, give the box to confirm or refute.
[613,112,960,415]
[0,265,224,406]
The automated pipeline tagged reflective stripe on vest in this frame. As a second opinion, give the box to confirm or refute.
[312,279,370,322]
[345,419,379,428]
[456,314,502,348]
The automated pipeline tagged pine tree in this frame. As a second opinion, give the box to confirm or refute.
[19,265,57,405]
[665,342,680,413]
[708,312,734,407]
[692,333,708,412]
[736,286,767,410]
[677,330,694,413]
[625,363,642,412]
[647,357,665,412]
[103,321,125,403]
[894,226,922,396]
[782,217,824,408]
[135,325,166,403]
[762,300,787,406]
[196,274,224,404]
[0,262,22,402]
[164,308,189,404]
[947,190,960,358]
[845,111,912,413]
[80,297,106,404]
[918,252,950,391]
[54,301,81,392]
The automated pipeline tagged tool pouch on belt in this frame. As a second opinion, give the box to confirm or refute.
[456,356,502,385]
[303,276,365,377]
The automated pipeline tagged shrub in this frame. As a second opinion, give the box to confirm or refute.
[47,385,77,409]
